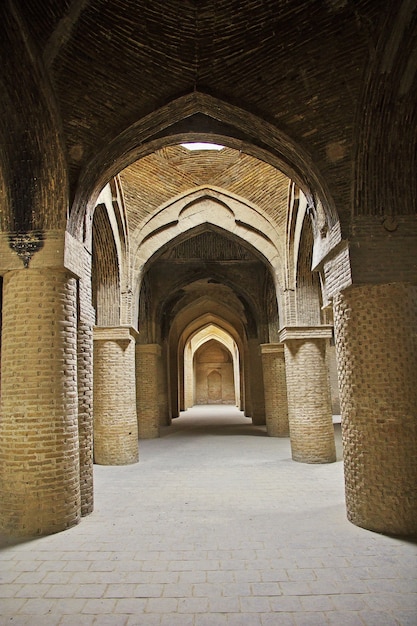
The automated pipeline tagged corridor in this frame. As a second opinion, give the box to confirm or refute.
[0,406,416,625]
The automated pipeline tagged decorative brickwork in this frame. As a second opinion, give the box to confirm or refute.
[333,283,417,535]
[260,344,289,437]
[0,269,81,536]
[136,344,162,439]
[280,327,336,464]
[93,327,139,464]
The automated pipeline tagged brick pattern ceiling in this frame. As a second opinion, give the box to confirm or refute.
[6,1,416,227]
[120,146,290,238]
[14,0,381,191]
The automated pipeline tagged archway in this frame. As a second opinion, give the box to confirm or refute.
[184,324,240,409]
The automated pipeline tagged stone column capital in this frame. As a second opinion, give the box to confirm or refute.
[279,325,333,342]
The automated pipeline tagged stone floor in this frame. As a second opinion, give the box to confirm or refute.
[0,405,416,625]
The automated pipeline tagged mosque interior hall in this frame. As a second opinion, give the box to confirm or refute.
[0,0,416,623]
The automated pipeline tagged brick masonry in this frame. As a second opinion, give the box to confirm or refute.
[93,327,139,464]
[333,282,417,535]
[260,344,289,437]
[248,339,266,426]
[0,268,81,536]
[280,328,336,464]
[136,344,162,439]
[194,341,235,405]
[0,1,416,540]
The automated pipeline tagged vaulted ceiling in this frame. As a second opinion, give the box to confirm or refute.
[120,145,290,244]
[2,1,416,236]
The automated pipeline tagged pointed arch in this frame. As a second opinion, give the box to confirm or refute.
[184,324,240,409]
[69,92,339,238]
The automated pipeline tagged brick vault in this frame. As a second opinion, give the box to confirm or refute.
[0,1,416,538]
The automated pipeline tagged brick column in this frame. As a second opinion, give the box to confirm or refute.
[77,253,95,516]
[243,343,252,417]
[333,283,417,535]
[183,341,193,409]
[158,344,171,426]
[136,343,161,439]
[93,327,139,464]
[77,321,94,515]
[248,338,266,425]
[280,326,336,463]
[260,343,289,437]
[169,345,180,419]
[0,268,81,536]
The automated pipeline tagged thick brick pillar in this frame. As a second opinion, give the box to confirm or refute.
[280,326,336,463]
[183,342,194,410]
[248,338,266,425]
[136,343,161,439]
[243,343,252,417]
[260,343,289,437]
[0,268,81,536]
[93,327,139,464]
[158,344,171,426]
[169,345,180,419]
[77,321,94,516]
[77,253,95,517]
[334,283,417,535]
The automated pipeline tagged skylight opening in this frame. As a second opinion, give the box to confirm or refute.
[181,142,225,151]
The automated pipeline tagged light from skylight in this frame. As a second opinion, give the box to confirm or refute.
[181,142,225,151]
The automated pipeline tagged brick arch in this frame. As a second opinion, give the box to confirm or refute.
[0,12,68,234]
[354,2,417,217]
[133,187,282,302]
[92,204,121,326]
[184,326,240,408]
[295,214,322,326]
[68,92,339,238]
[169,305,248,417]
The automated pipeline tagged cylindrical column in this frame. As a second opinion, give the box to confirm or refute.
[77,254,95,517]
[280,326,336,463]
[158,343,171,426]
[136,343,162,439]
[334,283,417,536]
[184,341,194,409]
[77,321,94,516]
[260,343,289,437]
[243,343,252,417]
[168,344,180,419]
[248,338,266,425]
[0,268,81,536]
[93,327,139,464]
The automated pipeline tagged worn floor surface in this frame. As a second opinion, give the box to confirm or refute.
[0,405,416,625]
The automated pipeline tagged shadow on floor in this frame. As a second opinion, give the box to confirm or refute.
[162,406,344,460]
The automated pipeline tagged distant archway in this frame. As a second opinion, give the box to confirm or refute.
[184,325,240,408]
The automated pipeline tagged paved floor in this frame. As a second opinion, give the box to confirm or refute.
[0,406,416,625]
